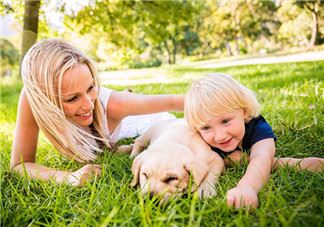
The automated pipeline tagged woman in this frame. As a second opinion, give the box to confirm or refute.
[11,39,183,186]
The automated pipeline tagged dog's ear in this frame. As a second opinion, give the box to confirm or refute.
[130,153,145,187]
[184,161,208,188]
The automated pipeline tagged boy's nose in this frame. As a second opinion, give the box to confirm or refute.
[214,130,227,143]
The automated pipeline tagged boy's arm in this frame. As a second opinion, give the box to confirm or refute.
[226,138,275,208]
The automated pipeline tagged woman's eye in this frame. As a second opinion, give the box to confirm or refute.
[65,96,78,102]
[88,84,95,92]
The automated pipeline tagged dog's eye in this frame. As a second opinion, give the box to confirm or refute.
[164,176,178,183]
[142,172,148,179]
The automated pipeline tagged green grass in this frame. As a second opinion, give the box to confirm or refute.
[1,61,324,226]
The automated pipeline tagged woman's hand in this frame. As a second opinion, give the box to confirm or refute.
[226,186,258,209]
[67,164,102,186]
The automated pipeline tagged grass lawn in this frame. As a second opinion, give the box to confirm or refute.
[1,61,323,226]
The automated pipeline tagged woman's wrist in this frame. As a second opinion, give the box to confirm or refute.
[66,172,80,186]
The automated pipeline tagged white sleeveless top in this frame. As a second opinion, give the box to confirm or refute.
[98,87,176,144]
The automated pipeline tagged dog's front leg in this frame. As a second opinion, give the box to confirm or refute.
[197,172,217,198]
[197,155,224,198]
[130,134,153,158]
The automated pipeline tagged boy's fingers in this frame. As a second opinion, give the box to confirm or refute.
[226,194,235,208]
[235,196,242,209]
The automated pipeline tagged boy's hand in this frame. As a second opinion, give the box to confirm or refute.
[226,186,258,209]
[67,164,102,186]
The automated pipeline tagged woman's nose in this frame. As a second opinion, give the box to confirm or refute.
[81,95,94,111]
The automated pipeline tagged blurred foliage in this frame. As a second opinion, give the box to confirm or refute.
[2,0,324,69]
[0,1,14,14]
[0,38,20,77]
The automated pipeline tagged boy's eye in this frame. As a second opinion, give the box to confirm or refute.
[201,126,211,131]
[221,119,230,124]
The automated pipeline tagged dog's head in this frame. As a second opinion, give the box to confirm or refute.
[130,142,209,201]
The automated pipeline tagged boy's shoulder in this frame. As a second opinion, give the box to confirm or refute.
[243,115,277,150]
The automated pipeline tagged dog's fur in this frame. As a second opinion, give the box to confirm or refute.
[122,119,224,201]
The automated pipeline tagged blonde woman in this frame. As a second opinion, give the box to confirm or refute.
[185,73,323,209]
[11,39,183,186]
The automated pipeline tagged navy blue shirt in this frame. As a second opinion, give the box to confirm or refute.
[211,115,276,158]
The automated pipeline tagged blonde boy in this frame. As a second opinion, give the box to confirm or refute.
[185,73,323,208]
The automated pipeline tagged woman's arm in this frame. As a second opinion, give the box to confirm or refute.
[10,89,101,186]
[106,91,184,132]
[226,138,275,208]
[11,88,39,169]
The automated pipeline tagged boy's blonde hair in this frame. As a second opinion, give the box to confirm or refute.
[184,73,260,130]
[21,39,110,162]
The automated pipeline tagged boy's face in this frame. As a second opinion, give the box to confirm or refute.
[197,109,246,152]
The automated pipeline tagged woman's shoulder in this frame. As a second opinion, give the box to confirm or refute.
[98,86,112,97]
[98,86,114,108]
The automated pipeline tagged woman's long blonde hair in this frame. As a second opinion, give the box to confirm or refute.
[21,39,110,162]
[185,73,260,130]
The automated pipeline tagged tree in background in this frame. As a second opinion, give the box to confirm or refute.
[137,0,203,64]
[21,0,40,67]
[295,0,323,47]
[69,0,203,65]
[198,0,279,57]
[277,0,323,49]
[1,0,323,70]
[67,0,140,67]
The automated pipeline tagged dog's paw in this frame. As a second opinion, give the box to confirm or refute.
[197,182,216,198]
[130,141,147,158]
[130,150,141,158]
[116,144,133,154]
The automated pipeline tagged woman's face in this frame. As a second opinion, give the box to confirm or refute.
[60,63,98,127]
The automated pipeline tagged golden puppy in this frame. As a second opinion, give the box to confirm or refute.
[127,119,224,201]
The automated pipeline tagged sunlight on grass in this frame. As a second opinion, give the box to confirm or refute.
[1,61,323,226]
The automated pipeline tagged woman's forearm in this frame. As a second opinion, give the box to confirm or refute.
[169,94,184,111]
[12,162,72,184]
[12,162,102,186]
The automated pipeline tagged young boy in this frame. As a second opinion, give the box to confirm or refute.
[184,73,323,209]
